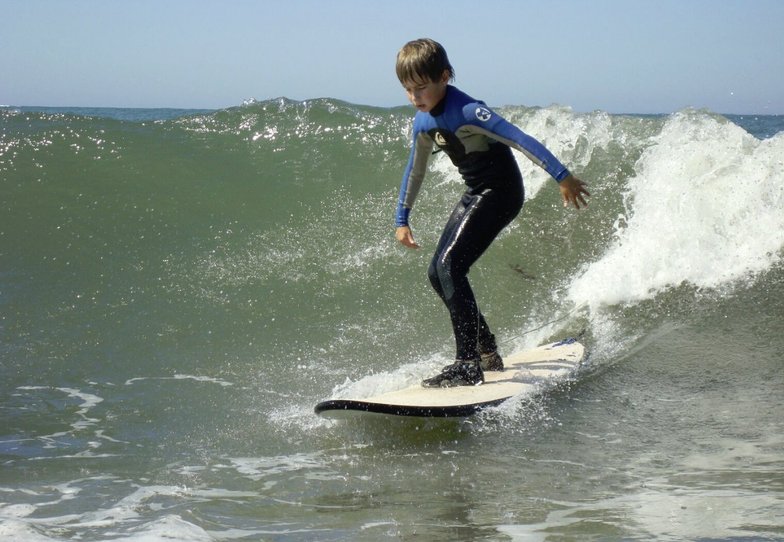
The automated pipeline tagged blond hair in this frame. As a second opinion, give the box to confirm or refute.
[395,38,455,85]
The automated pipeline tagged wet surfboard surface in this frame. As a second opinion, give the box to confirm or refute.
[315,339,585,418]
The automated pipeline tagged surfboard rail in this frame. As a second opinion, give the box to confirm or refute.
[314,397,508,418]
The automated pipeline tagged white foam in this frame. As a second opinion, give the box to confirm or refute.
[114,514,214,541]
[0,519,54,542]
[228,452,333,486]
[14,387,105,449]
[0,503,37,518]
[124,374,234,387]
[569,111,784,312]
[17,387,103,418]
[328,351,447,400]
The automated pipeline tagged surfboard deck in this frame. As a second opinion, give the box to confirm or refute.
[315,338,585,419]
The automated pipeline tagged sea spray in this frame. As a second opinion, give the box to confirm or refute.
[569,109,784,312]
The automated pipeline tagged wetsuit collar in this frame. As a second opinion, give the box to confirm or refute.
[429,85,452,117]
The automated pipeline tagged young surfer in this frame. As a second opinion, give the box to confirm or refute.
[394,38,589,388]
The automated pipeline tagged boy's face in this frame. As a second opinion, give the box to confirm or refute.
[402,70,449,113]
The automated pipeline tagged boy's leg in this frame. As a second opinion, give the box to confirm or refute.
[476,313,496,354]
[428,183,523,363]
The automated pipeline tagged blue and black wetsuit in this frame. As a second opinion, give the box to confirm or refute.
[396,85,570,361]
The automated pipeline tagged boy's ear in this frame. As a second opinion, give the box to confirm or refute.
[440,69,451,83]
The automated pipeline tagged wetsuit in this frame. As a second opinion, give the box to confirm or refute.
[396,85,570,361]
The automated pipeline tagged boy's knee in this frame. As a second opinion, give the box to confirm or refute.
[427,260,441,289]
[429,256,457,300]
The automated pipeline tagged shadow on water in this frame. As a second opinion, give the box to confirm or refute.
[321,412,475,449]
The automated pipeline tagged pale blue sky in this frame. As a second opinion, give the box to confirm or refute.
[3,0,783,113]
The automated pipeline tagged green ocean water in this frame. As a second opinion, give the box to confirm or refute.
[1,101,783,540]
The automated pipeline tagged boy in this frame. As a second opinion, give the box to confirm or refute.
[394,38,589,388]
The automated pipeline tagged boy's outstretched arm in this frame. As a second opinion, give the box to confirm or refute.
[559,175,590,209]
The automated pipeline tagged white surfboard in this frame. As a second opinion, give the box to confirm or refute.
[315,338,585,418]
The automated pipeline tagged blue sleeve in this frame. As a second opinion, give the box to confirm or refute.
[395,119,433,227]
[463,103,570,182]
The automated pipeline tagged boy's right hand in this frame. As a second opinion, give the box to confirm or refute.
[396,226,420,249]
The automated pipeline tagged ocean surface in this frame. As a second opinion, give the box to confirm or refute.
[1,100,783,541]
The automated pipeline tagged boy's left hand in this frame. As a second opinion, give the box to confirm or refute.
[559,175,590,209]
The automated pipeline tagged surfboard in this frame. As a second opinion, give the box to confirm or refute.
[315,338,585,419]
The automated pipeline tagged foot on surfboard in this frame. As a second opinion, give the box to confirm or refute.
[422,360,484,388]
[478,334,504,371]
[479,350,504,371]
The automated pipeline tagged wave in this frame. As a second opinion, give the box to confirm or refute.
[2,100,782,391]
[569,109,784,312]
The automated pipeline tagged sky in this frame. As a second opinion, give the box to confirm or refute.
[2,0,783,114]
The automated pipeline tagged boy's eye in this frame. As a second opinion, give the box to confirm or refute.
[404,83,428,93]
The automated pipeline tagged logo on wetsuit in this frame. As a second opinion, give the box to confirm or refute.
[475,107,492,122]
